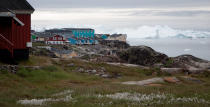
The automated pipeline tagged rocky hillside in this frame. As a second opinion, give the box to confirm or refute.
[117,46,169,66]
[116,45,210,74]
[172,55,210,71]
[99,40,130,49]
[30,42,210,74]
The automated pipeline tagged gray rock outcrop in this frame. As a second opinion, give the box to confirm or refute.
[117,46,168,66]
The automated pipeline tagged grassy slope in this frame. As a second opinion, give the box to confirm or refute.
[0,56,210,107]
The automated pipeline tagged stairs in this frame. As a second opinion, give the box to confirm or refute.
[0,34,14,57]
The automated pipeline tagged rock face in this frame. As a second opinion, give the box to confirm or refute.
[161,68,184,74]
[163,77,180,83]
[180,76,202,83]
[117,46,210,74]
[95,56,121,63]
[0,65,18,73]
[100,40,130,49]
[173,55,210,69]
[117,46,168,66]
[171,55,210,73]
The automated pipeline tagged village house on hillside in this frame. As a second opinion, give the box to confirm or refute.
[31,28,128,47]
[45,35,66,45]
[32,33,46,42]
[45,29,73,38]
[32,32,55,42]
[33,28,98,45]
[0,0,34,59]
[32,32,67,45]
[65,28,98,45]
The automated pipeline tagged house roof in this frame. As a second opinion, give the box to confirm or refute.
[110,34,126,38]
[45,29,73,33]
[0,0,34,14]
[62,28,94,31]
[34,32,53,38]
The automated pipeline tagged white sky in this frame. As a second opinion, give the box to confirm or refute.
[28,0,210,34]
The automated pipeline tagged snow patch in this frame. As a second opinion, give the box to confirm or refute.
[52,90,73,97]
[17,90,74,105]
[122,78,164,86]
[17,95,73,105]
[97,92,210,105]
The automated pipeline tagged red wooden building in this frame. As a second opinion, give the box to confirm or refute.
[0,0,34,60]
[45,35,66,45]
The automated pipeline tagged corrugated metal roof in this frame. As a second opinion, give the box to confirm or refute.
[45,29,73,33]
[62,28,94,31]
[0,0,34,14]
[34,32,53,38]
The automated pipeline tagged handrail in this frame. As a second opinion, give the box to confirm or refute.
[0,34,14,57]
[0,34,14,46]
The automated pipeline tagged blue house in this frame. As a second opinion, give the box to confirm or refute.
[68,38,77,45]
[64,28,96,45]
[69,29,94,38]
[44,28,97,45]
[101,34,108,39]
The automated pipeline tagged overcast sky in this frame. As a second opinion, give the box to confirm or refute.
[28,0,210,32]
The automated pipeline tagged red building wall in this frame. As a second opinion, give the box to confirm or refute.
[0,14,31,50]
[45,35,65,41]
[12,14,31,49]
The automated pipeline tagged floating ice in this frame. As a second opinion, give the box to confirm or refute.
[184,49,191,52]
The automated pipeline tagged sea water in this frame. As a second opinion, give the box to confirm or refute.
[128,38,210,61]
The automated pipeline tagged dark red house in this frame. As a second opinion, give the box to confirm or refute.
[0,0,34,60]
[45,35,66,45]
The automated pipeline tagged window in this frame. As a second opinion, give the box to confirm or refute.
[58,37,62,40]
[53,37,56,40]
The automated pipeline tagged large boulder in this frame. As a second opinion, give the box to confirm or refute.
[172,55,210,69]
[161,68,184,74]
[117,46,168,66]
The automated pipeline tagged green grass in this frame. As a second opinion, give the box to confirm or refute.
[18,55,52,66]
[164,58,174,67]
[16,66,68,83]
[0,56,210,107]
